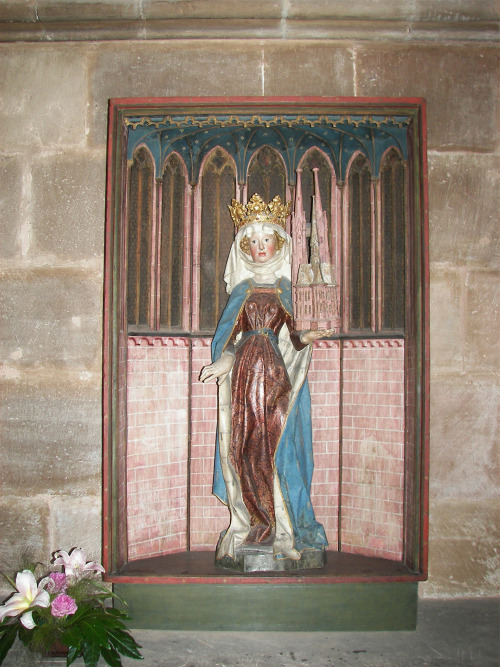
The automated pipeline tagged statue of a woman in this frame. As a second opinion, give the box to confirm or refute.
[200,194,332,568]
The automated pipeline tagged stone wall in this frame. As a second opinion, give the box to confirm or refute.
[0,1,498,598]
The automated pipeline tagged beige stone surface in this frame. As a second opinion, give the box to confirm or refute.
[0,0,282,22]
[50,494,102,558]
[0,496,49,570]
[0,44,88,152]
[90,42,265,145]
[428,153,500,270]
[0,494,101,596]
[421,498,500,597]
[0,379,101,496]
[2,0,497,23]
[416,0,500,20]
[429,375,499,500]
[1,0,497,43]
[0,0,142,22]
[2,18,497,44]
[429,268,463,372]
[355,44,499,150]
[0,2,498,599]
[0,271,102,368]
[465,270,500,373]
[261,42,354,97]
[31,151,106,260]
[142,0,282,20]
[0,0,37,22]
[0,154,24,259]
[287,0,500,20]
[34,0,144,21]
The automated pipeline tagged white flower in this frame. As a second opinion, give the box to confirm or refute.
[0,570,50,629]
[52,548,105,579]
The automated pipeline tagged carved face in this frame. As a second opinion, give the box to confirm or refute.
[248,231,277,264]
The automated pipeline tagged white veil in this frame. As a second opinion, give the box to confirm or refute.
[224,222,292,294]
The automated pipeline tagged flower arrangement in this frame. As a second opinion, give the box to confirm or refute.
[0,548,142,666]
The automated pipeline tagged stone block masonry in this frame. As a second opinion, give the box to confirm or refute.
[0,6,498,598]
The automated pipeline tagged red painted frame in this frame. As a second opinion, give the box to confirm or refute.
[103,96,429,585]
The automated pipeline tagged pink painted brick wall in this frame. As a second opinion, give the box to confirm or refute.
[189,338,228,549]
[125,336,405,562]
[126,337,190,560]
[309,340,340,548]
[341,339,405,560]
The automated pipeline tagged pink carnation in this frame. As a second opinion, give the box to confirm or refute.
[46,572,67,594]
[50,594,78,618]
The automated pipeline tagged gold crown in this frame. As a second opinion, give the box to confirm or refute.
[229,193,292,231]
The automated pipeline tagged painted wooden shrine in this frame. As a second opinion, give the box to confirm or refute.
[104,98,429,630]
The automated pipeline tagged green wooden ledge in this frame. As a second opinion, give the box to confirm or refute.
[115,582,418,631]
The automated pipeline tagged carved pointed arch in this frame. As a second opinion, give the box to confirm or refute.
[346,152,373,331]
[199,146,237,331]
[159,152,188,330]
[247,145,287,204]
[127,145,155,329]
[379,147,406,331]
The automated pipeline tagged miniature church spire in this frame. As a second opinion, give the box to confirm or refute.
[312,167,330,266]
[291,168,308,284]
[310,196,324,285]
[291,165,341,332]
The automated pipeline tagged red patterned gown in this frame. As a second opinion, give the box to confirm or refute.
[227,286,305,546]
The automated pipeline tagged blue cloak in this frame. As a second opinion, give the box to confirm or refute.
[211,277,327,553]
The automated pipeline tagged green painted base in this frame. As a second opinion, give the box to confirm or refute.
[115,582,418,631]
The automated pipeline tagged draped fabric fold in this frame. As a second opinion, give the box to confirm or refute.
[212,278,327,560]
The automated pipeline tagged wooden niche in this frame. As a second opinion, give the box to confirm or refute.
[103,97,429,630]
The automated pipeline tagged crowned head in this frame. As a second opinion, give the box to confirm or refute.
[229,193,292,232]
[223,193,293,293]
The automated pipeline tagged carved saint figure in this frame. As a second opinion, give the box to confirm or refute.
[200,194,333,564]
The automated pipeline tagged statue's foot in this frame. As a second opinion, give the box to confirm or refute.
[274,546,301,561]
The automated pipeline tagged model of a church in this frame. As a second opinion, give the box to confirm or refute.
[291,167,341,332]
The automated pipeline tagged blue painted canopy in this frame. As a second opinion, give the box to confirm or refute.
[126,112,410,183]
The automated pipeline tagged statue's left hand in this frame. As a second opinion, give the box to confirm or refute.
[300,329,335,345]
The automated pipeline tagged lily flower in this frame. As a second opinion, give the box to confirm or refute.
[52,548,105,579]
[0,570,50,629]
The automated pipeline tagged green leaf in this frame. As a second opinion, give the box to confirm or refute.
[98,615,128,631]
[80,620,110,648]
[66,644,82,666]
[67,607,94,625]
[61,625,83,648]
[0,624,18,666]
[17,625,33,646]
[0,572,16,590]
[103,608,130,619]
[82,640,101,667]
[0,620,16,636]
[108,628,143,660]
[100,645,124,667]
[91,583,126,603]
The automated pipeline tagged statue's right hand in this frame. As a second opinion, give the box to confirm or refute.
[199,353,234,384]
